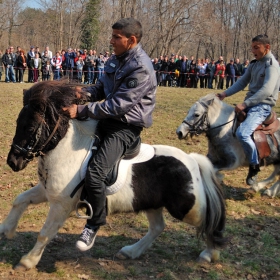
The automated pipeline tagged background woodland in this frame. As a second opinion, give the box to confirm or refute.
[1,0,280,61]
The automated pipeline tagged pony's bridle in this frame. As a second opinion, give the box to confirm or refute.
[182,101,235,135]
[12,113,61,161]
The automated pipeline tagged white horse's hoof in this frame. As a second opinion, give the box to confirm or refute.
[263,190,273,197]
[115,250,130,260]
[196,256,210,263]
[14,263,29,271]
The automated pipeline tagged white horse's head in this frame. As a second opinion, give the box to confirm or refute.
[176,93,225,139]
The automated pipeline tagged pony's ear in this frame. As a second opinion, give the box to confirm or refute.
[205,94,216,106]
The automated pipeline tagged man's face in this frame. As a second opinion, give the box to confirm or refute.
[251,41,269,60]
[110,29,132,56]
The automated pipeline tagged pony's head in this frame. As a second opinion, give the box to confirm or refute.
[176,93,218,139]
[7,80,88,171]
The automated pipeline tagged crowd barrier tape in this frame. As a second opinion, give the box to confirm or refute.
[4,66,241,79]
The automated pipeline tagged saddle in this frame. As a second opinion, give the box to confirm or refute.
[236,110,280,163]
[103,136,142,186]
[70,135,142,198]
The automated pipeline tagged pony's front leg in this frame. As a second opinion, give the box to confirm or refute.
[252,164,280,192]
[116,208,165,259]
[0,184,47,239]
[17,201,73,270]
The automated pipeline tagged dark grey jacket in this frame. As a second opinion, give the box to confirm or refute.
[78,44,157,128]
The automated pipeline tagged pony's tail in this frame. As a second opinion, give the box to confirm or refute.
[190,153,227,248]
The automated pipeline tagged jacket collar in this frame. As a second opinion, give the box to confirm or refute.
[260,51,272,62]
[115,43,141,61]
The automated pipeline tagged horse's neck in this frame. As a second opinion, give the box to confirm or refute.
[38,119,98,189]
[208,100,234,127]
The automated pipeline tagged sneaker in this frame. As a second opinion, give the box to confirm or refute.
[246,164,260,185]
[76,226,99,252]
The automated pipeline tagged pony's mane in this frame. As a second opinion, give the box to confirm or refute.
[198,93,216,105]
[23,80,88,109]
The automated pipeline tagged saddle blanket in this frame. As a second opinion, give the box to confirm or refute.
[80,143,155,195]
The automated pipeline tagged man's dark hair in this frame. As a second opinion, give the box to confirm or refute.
[252,34,270,45]
[112,18,142,43]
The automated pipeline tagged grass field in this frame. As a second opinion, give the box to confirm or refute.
[0,81,279,280]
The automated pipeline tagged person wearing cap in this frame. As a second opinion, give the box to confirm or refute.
[63,18,157,252]
[27,46,35,82]
[225,58,238,89]
[217,34,280,186]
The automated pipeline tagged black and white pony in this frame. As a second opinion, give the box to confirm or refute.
[176,93,280,197]
[2,81,226,270]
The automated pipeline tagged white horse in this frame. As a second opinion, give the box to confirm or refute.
[1,81,226,270]
[176,93,280,197]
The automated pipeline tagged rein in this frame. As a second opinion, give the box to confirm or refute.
[12,115,61,161]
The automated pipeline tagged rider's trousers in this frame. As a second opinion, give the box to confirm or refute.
[85,119,142,227]
[236,103,271,165]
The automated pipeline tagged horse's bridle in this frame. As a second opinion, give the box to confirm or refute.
[12,113,61,161]
[182,101,235,135]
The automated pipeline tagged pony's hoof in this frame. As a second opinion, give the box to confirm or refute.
[196,256,210,263]
[115,250,129,260]
[14,263,28,271]
[263,190,273,198]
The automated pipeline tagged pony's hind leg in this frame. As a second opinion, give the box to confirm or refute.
[197,240,221,263]
[263,180,280,197]
[0,184,47,239]
[17,201,72,270]
[116,207,165,259]
[252,164,280,192]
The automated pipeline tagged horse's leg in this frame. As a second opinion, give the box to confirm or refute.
[0,184,47,239]
[252,164,280,192]
[116,207,165,259]
[263,180,280,197]
[197,241,221,263]
[16,201,73,270]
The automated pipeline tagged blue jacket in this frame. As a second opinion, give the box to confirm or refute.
[78,44,157,128]
[64,51,76,69]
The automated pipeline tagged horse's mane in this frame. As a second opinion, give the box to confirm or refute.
[198,93,216,105]
[23,80,88,110]
[22,80,90,150]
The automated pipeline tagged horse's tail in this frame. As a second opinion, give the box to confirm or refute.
[189,153,227,247]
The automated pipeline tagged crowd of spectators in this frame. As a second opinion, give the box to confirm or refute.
[0,45,110,84]
[0,45,250,90]
[152,54,250,89]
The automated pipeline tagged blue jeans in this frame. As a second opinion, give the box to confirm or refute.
[53,69,61,80]
[5,65,15,82]
[87,66,94,84]
[97,67,104,81]
[236,104,271,165]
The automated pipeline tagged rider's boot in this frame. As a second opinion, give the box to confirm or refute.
[246,164,260,186]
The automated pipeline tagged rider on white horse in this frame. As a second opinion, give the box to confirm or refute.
[217,34,280,186]
[63,18,157,252]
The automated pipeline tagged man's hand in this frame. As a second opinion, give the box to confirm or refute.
[235,103,247,113]
[216,92,226,100]
[62,104,78,118]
